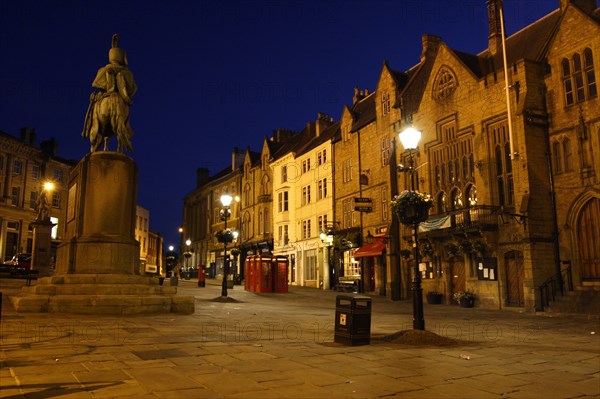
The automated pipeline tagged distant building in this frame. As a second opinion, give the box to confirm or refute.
[147,229,163,277]
[135,205,150,274]
[0,128,75,262]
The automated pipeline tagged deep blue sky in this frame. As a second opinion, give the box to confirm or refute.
[0,0,558,249]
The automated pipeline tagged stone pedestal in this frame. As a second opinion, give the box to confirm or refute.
[31,219,55,277]
[56,152,140,275]
[11,152,194,314]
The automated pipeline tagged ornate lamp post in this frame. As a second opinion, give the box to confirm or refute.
[184,239,192,280]
[319,229,335,289]
[220,193,233,297]
[31,181,56,277]
[397,127,427,331]
[231,230,240,284]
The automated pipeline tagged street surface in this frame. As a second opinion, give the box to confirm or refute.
[1,278,598,398]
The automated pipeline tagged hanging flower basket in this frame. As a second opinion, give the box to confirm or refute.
[444,242,461,258]
[473,239,491,259]
[459,239,474,255]
[215,229,234,244]
[419,241,436,259]
[391,190,434,226]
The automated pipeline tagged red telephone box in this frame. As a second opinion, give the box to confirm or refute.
[245,255,255,292]
[257,255,273,293]
[273,256,289,293]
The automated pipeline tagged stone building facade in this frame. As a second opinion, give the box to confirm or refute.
[0,128,74,263]
[183,0,599,312]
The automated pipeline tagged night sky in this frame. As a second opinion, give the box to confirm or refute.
[1,0,557,249]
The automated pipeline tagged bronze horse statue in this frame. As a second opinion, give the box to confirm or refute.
[82,34,137,153]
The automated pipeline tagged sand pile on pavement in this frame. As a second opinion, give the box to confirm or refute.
[374,329,458,346]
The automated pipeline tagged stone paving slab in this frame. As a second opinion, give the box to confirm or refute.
[1,278,599,398]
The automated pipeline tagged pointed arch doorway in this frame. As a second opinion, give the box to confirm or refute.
[578,198,600,281]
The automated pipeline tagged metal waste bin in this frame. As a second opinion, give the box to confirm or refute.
[334,295,371,345]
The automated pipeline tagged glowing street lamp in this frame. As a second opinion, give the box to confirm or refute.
[398,126,425,331]
[220,193,233,297]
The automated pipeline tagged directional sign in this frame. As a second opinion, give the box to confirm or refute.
[354,197,373,212]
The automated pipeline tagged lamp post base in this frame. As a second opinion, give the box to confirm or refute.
[412,282,425,330]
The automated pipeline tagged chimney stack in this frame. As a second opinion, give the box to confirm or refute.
[560,0,597,14]
[196,168,210,189]
[20,127,36,146]
[420,34,442,62]
[231,147,245,171]
[487,0,503,56]
[315,112,333,137]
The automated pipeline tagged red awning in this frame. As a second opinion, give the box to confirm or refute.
[353,239,386,258]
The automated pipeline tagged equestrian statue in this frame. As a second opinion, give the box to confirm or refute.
[82,34,137,153]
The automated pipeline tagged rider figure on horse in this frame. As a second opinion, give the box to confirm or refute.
[82,34,137,153]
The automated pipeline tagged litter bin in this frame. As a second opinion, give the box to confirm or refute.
[334,295,371,345]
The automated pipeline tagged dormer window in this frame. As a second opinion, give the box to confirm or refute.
[433,67,457,101]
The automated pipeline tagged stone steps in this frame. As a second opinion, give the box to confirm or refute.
[21,283,177,296]
[10,294,194,314]
[9,273,195,314]
[545,286,600,317]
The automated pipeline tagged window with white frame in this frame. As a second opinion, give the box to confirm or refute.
[344,251,360,276]
[54,168,64,182]
[343,159,353,183]
[381,136,391,166]
[278,224,289,246]
[29,191,38,209]
[244,184,251,207]
[317,149,327,166]
[302,219,312,239]
[302,158,311,174]
[278,191,289,212]
[381,186,388,222]
[552,137,574,174]
[343,125,351,142]
[302,185,311,205]
[263,206,269,234]
[281,165,287,183]
[381,90,390,115]
[317,178,327,200]
[32,165,40,180]
[13,160,22,175]
[11,187,20,206]
[343,198,353,228]
[318,215,328,233]
[562,48,597,106]
[305,249,317,280]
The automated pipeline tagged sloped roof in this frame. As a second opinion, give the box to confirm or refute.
[296,121,340,158]
[478,9,562,67]
[248,150,261,167]
[349,92,376,132]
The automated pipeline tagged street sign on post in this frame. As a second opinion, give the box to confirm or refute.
[354,197,373,212]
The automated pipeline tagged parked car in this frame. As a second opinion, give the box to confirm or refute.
[8,253,32,273]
